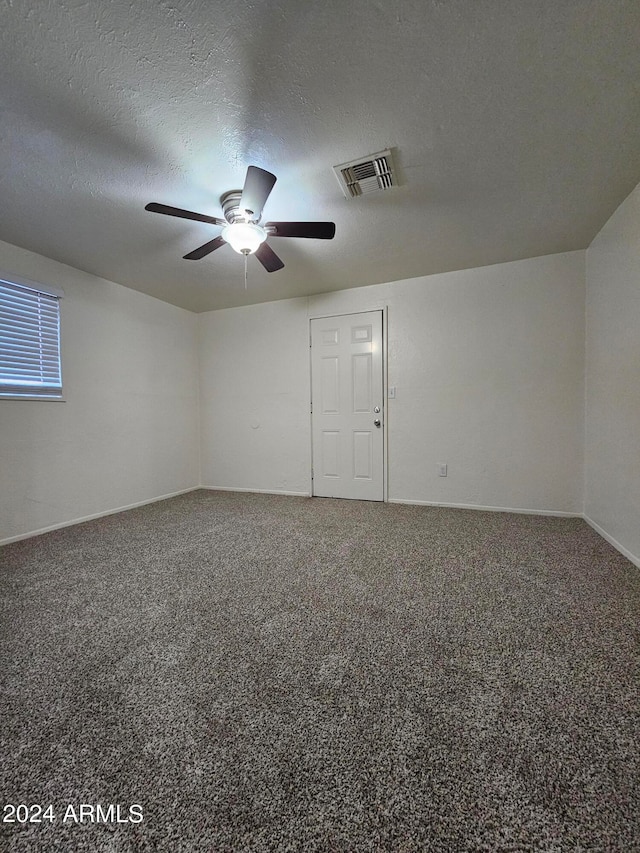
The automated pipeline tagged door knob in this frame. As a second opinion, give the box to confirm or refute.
[374,418,381,427]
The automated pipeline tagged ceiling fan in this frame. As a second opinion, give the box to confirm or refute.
[145,166,335,272]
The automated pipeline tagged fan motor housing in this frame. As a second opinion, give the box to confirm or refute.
[221,190,250,224]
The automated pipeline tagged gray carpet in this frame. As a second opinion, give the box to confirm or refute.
[1,489,639,852]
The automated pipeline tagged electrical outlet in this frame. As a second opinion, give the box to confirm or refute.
[438,463,448,477]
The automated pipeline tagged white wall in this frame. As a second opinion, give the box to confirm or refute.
[199,298,311,495]
[585,183,640,566]
[0,241,200,543]
[199,251,585,514]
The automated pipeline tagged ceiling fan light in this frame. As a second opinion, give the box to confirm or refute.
[222,222,267,255]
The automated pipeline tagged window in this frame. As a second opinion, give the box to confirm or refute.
[0,277,63,399]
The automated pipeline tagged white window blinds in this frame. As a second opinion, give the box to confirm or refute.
[0,279,63,398]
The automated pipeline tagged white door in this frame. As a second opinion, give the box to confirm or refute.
[310,310,384,501]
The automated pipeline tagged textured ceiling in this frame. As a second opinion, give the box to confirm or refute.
[1,0,639,312]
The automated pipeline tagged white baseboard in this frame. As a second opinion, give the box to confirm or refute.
[583,515,640,569]
[388,498,581,518]
[202,485,311,498]
[0,486,200,546]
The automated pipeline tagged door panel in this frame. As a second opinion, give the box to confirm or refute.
[353,431,373,479]
[321,431,340,478]
[321,357,339,413]
[311,310,383,500]
[352,353,372,412]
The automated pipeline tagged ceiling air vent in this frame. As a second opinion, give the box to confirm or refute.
[333,149,396,198]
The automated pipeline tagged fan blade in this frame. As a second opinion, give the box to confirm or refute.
[183,236,226,260]
[145,202,224,226]
[266,221,336,239]
[255,242,284,273]
[240,166,276,220]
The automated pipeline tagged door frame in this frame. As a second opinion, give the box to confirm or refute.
[308,307,388,501]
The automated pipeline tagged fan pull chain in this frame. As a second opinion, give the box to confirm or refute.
[244,252,248,290]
